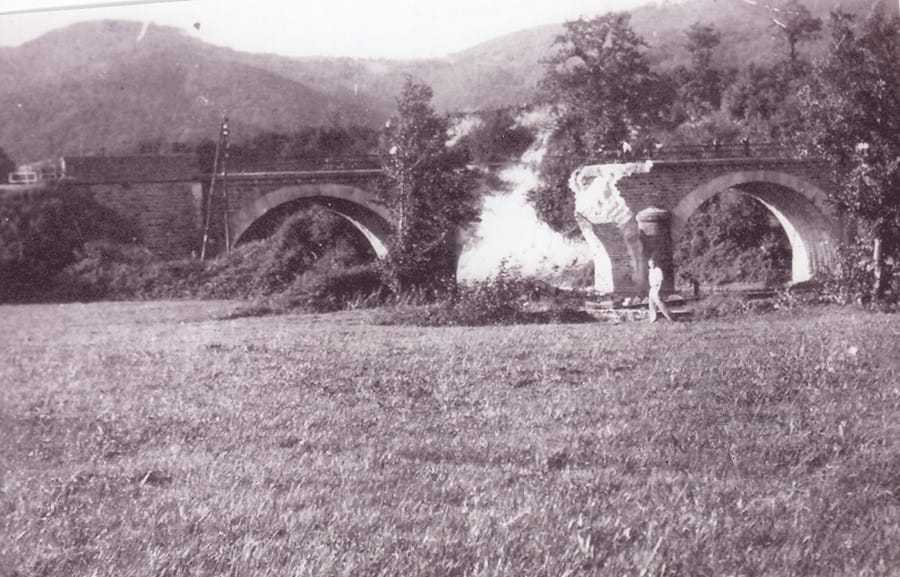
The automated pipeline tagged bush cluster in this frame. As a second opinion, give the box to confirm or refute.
[814,243,899,307]
[457,108,535,164]
[689,293,777,319]
[0,187,132,301]
[272,263,388,313]
[375,267,592,326]
[56,241,204,301]
[5,200,388,312]
[373,267,529,326]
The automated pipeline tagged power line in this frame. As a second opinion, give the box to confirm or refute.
[0,0,192,17]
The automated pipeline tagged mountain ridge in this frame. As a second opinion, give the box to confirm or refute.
[0,0,884,162]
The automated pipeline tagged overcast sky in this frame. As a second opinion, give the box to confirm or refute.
[0,0,652,59]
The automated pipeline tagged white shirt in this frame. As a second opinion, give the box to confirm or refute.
[649,266,664,291]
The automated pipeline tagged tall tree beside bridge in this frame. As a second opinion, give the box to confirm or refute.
[378,78,479,292]
[801,9,900,299]
[530,12,673,232]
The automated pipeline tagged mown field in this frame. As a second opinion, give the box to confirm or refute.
[2,301,899,577]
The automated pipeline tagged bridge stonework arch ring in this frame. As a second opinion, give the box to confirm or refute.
[671,169,841,285]
[230,183,394,258]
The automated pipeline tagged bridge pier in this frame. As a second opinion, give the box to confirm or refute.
[574,209,674,295]
[575,216,638,294]
[636,208,674,293]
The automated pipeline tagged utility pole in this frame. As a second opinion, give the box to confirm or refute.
[221,118,231,253]
[200,116,230,260]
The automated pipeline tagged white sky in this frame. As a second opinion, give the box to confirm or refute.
[0,0,650,59]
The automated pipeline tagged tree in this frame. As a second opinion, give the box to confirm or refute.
[0,147,15,182]
[721,61,809,141]
[0,185,132,301]
[801,10,900,299]
[771,0,822,63]
[532,13,672,232]
[458,109,535,164]
[679,23,728,117]
[539,13,670,153]
[379,78,480,292]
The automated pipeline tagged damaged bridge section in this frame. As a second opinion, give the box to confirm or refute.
[570,156,843,295]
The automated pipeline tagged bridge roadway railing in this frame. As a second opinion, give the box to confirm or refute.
[221,156,383,175]
[580,142,798,163]
[208,143,800,176]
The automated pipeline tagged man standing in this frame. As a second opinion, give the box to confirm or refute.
[647,257,674,322]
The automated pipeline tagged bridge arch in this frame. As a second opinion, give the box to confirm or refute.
[670,169,841,284]
[230,184,394,258]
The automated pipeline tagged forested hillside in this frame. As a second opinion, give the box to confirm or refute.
[0,0,883,162]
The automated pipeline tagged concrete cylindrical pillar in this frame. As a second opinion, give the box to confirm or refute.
[636,207,674,293]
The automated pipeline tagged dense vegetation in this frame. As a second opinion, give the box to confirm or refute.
[674,192,791,287]
[56,206,379,306]
[377,79,481,292]
[531,3,899,297]
[0,186,132,301]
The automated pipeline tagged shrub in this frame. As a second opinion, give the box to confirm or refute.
[58,241,204,301]
[194,241,274,299]
[277,263,389,312]
[815,242,898,307]
[58,205,378,303]
[373,266,593,326]
[459,108,535,164]
[445,269,531,325]
[690,293,776,319]
[235,206,373,296]
[0,187,132,302]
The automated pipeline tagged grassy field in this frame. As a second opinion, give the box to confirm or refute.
[2,301,899,576]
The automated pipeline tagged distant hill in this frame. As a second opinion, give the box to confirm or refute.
[0,21,391,161]
[0,0,886,162]
[432,0,884,111]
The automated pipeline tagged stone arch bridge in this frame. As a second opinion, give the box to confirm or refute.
[3,151,843,291]
[3,155,393,261]
[213,163,392,259]
[569,146,842,295]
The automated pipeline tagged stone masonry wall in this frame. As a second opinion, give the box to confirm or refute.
[615,159,835,216]
[76,181,205,260]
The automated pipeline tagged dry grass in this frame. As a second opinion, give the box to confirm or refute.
[1,301,899,576]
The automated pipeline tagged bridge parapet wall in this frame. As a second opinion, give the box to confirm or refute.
[222,170,385,219]
[612,158,835,215]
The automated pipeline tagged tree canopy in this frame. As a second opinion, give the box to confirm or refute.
[540,12,670,153]
[677,23,729,119]
[801,9,900,297]
[772,0,823,62]
[532,13,672,233]
[378,78,480,291]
